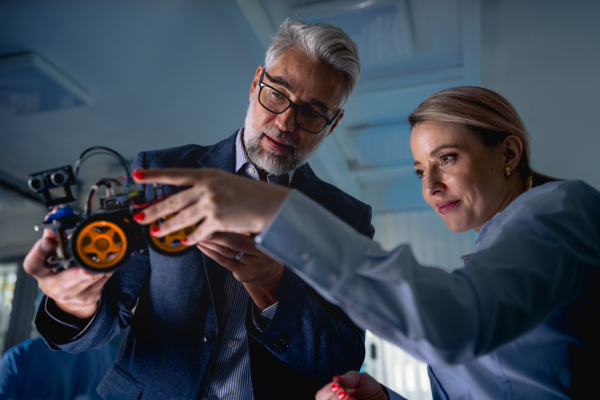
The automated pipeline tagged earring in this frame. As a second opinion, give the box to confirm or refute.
[505,167,511,176]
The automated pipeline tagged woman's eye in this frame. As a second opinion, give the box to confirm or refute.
[414,170,424,179]
[439,154,457,165]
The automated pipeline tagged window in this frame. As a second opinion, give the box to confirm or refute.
[0,262,18,353]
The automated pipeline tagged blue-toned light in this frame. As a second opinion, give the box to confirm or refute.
[0,52,92,115]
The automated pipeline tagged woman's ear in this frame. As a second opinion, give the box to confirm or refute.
[503,135,524,173]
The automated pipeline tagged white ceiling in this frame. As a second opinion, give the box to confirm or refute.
[0,0,599,259]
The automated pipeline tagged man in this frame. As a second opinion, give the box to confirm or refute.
[0,337,116,400]
[24,20,374,399]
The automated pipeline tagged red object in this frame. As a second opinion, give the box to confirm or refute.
[331,383,340,391]
[337,390,346,399]
[133,212,145,222]
[132,169,145,180]
[181,238,188,245]
[150,226,160,235]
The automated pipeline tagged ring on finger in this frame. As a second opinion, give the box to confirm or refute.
[235,252,244,261]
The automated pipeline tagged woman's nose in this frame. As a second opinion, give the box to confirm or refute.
[423,170,445,197]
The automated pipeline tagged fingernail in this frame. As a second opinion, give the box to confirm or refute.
[133,212,145,223]
[150,226,160,235]
[206,234,213,239]
[132,169,145,180]
[331,383,340,391]
[181,238,188,245]
[333,375,341,380]
[337,390,346,399]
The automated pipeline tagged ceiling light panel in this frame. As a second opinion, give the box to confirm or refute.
[0,52,92,116]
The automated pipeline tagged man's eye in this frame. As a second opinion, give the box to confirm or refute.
[269,90,283,98]
[303,109,322,119]
[414,170,424,179]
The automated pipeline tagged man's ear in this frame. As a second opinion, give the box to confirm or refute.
[249,66,263,102]
[326,110,344,137]
[503,135,524,173]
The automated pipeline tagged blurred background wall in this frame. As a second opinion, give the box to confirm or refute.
[1,1,598,398]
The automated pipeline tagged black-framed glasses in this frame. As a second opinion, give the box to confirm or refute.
[257,69,341,134]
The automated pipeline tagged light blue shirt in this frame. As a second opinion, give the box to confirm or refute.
[256,180,600,399]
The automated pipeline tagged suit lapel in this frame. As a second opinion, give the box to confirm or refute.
[290,162,323,200]
[199,132,238,323]
[198,132,238,172]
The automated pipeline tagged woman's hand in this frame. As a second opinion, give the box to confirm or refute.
[316,371,390,400]
[132,168,290,243]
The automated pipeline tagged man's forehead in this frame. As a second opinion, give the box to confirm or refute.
[266,51,344,110]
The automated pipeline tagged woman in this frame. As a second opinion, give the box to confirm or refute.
[134,87,600,399]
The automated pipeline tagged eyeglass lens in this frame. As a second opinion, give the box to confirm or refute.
[259,85,328,133]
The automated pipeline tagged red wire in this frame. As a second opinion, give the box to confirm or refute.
[131,193,172,209]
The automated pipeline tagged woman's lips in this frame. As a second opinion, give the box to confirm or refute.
[436,200,460,214]
[265,135,295,153]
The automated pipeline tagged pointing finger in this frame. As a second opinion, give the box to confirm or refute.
[132,168,215,187]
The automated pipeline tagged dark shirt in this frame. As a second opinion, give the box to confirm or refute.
[0,337,116,400]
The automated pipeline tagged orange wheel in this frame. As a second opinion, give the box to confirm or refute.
[72,218,130,272]
[147,213,195,255]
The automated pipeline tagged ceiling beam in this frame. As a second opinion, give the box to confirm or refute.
[0,171,45,206]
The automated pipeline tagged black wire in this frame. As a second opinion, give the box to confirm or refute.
[83,180,114,216]
[74,147,132,185]
[76,149,131,184]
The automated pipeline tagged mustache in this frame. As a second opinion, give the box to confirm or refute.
[260,128,297,148]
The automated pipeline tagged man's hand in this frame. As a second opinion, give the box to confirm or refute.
[23,227,112,321]
[131,168,289,243]
[316,371,390,400]
[198,232,285,310]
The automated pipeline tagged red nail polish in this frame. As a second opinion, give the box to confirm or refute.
[181,238,188,245]
[337,390,346,399]
[133,212,145,222]
[331,383,340,391]
[150,226,160,235]
[132,169,145,180]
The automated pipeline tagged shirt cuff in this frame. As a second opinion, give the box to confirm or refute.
[43,295,101,342]
[255,190,372,301]
[251,301,278,332]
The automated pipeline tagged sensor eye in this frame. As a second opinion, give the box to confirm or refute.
[28,174,49,192]
[51,169,69,186]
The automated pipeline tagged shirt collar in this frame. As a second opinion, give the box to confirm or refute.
[235,129,296,185]
[461,212,502,266]
[475,213,501,249]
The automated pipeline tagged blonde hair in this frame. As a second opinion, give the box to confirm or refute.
[409,86,557,188]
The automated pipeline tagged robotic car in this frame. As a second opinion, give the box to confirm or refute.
[29,146,194,273]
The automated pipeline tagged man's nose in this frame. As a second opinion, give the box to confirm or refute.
[274,107,296,132]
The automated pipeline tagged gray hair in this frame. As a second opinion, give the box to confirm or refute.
[264,19,360,108]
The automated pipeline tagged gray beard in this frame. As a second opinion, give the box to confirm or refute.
[242,96,325,175]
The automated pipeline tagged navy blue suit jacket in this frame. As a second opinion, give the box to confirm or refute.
[36,133,375,399]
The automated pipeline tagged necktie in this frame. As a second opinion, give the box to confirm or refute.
[266,173,290,187]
